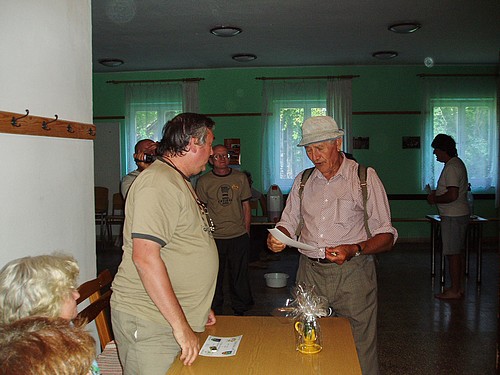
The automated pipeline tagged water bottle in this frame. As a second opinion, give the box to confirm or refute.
[467,183,474,218]
[267,185,283,223]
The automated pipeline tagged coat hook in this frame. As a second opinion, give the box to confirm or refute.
[88,128,96,136]
[42,114,58,131]
[67,124,75,133]
[11,109,29,127]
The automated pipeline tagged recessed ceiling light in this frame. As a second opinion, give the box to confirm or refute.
[388,22,421,34]
[98,58,124,67]
[210,26,242,37]
[232,54,257,62]
[372,51,398,60]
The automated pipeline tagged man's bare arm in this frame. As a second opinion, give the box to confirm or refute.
[132,238,199,366]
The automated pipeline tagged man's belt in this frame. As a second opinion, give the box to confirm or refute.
[306,256,330,264]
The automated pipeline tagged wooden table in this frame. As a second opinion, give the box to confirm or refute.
[426,214,488,284]
[167,316,361,375]
[250,216,276,226]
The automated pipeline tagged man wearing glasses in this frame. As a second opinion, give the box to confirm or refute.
[196,144,254,316]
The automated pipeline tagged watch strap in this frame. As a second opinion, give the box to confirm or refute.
[354,243,363,257]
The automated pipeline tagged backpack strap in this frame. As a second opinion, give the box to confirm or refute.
[294,167,314,237]
[358,164,372,239]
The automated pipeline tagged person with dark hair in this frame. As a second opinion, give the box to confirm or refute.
[111,113,219,374]
[0,316,99,375]
[121,139,158,199]
[430,133,458,158]
[427,133,469,300]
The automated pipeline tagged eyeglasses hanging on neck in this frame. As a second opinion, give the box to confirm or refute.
[158,156,216,236]
[194,198,216,235]
[181,178,216,236]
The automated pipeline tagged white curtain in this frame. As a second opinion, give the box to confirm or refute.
[420,76,498,193]
[182,80,200,113]
[124,81,199,173]
[327,78,353,153]
[261,78,353,192]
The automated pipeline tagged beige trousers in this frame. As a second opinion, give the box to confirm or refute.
[111,309,181,375]
[297,254,379,375]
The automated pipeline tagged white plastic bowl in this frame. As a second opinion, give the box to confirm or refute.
[264,272,289,288]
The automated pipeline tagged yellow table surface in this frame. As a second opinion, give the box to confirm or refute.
[167,316,361,375]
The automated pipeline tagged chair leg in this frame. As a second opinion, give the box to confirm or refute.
[106,221,112,244]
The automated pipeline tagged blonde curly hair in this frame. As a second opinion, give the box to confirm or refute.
[0,254,80,324]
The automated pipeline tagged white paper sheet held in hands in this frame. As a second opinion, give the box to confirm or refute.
[268,228,326,259]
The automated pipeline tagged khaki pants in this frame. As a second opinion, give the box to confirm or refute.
[111,309,180,375]
[297,254,379,375]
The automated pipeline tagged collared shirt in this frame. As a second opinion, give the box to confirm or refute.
[277,157,397,251]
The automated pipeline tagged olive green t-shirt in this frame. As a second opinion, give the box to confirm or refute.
[111,160,218,331]
[196,169,252,239]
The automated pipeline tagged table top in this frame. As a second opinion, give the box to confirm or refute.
[426,214,488,223]
[251,216,276,226]
[167,316,361,375]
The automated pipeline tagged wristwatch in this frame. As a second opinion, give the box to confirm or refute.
[354,244,363,257]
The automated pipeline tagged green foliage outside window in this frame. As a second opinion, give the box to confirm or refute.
[278,105,326,180]
[134,109,181,141]
[135,111,159,140]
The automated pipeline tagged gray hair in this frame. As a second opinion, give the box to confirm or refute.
[157,112,215,157]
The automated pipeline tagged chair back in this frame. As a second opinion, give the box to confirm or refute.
[95,186,109,215]
[111,192,125,214]
[77,269,113,349]
[249,199,259,214]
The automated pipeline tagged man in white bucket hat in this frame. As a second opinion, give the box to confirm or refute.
[268,116,397,375]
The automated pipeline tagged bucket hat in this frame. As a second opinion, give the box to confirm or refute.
[297,116,344,146]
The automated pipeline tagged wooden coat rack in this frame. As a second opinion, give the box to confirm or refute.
[0,110,96,140]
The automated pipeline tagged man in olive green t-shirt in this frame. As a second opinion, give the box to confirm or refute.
[111,113,219,375]
[196,144,254,316]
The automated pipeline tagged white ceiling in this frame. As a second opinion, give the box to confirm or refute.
[92,0,500,73]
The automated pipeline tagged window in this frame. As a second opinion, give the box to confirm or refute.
[124,82,199,174]
[430,98,496,189]
[421,77,497,192]
[272,101,326,189]
[422,75,498,192]
[130,105,181,143]
[261,78,352,192]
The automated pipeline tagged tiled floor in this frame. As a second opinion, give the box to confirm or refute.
[97,239,498,374]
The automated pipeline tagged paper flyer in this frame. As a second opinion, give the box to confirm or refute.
[268,228,326,259]
[199,335,242,357]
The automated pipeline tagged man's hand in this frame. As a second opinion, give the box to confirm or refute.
[206,309,216,326]
[174,325,200,366]
[325,244,358,265]
[267,226,290,253]
[132,238,200,366]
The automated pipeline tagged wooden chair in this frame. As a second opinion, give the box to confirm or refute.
[249,199,259,216]
[95,186,110,242]
[107,192,125,244]
[250,195,267,217]
[77,269,113,349]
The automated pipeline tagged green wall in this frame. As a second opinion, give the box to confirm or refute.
[93,64,498,240]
